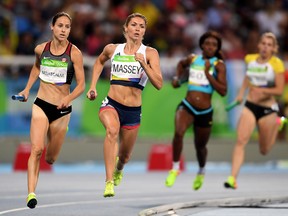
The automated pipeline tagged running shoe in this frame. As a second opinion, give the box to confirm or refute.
[224,176,238,189]
[193,174,204,190]
[26,192,37,209]
[278,116,287,131]
[103,181,115,197]
[113,169,123,186]
[165,169,180,187]
[113,156,123,186]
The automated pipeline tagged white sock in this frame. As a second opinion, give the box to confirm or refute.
[198,167,205,175]
[172,161,180,170]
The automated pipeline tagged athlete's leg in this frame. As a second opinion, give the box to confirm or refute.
[258,112,279,155]
[192,126,211,190]
[27,105,49,195]
[117,127,139,170]
[99,108,120,182]
[165,108,193,187]
[230,108,256,178]
[172,108,194,162]
[45,114,70,164]
[193,126,211,170]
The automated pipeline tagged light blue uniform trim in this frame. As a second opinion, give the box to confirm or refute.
[182,99,213,115]
[188,55,218,94]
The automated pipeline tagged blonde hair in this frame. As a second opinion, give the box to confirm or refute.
[260,32,279,54]
[123,13,147,39]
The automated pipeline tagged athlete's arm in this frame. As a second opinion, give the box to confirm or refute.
[68,46,86,100]
[136,47,163,90]
[205,60,227,96]
[172,55,193,88]
[87,44,115,100]
[235,76,250,103]
[19,44,43,101]
[257,72,285,96]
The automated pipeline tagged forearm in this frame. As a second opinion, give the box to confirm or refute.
[261,87,284,96]
[205,73,227,96]
[90,61,104,89]
[69,80,85,101]
[237,77,249,98]
[142,63,162,90]
[24,65,39,91]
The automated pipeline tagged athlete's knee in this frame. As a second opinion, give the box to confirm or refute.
[195,145,207,152]
[174,130,185,142]
[119,154,130,164]
[259,146,270,155]
[235,137,249,148]
[106,127,119,140]
[30,146,44,159]
[45,156,56,165]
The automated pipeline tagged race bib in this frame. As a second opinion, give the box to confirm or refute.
[188,65,212,85]
[111,55,144,80]
[39,58,68,84]
[247,64,271,86]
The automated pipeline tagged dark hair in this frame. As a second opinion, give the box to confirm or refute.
[51,12,72,26]
[199,31,224,60]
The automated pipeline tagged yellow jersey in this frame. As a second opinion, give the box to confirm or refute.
[245,54,284,87]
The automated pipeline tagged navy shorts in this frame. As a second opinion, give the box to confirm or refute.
[100,96,141,129]
[34,97,72,123]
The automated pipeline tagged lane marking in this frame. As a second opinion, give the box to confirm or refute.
[0,194,185,215]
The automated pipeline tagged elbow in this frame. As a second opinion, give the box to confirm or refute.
[157,83,163,90]
[80,82,86,94]
[155,80,163,90]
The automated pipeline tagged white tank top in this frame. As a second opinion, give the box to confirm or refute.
[110,43,148,90]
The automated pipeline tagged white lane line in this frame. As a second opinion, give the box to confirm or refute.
[0,195,185,215]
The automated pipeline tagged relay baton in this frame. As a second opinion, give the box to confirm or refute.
[225,100,240,111]
[11,95,25,101]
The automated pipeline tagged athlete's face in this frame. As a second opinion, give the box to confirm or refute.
[124,17,146,41]
[51,16,71,41]
[201,37,218,58]
[258,36,275,58]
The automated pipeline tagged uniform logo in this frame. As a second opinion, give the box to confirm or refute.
[60,110,69,114]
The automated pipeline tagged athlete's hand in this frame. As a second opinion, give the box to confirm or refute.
[86,89,97,101]
[171,76,181,88]
[18,90,29,102]
[250,86,267,102]
[234,95,243,104]
[134,53,145,65]
[57,97,70,109]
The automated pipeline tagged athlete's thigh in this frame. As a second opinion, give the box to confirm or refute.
[257,112,278,146]
[174,108,194,134]
[30,104,49,149]
[193,126,211,146]
[236,107,256,144]
[99,108,120,130]
[47,114,70,151]
[119,127,139,155]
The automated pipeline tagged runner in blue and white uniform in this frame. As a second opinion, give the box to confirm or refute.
[87,13,162,197]
[165,31,227,190]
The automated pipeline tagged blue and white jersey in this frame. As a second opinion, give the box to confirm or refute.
[110,43,148,90]
[187,54,220,94]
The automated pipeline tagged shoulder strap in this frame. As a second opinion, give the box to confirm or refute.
[64,42,72,56]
